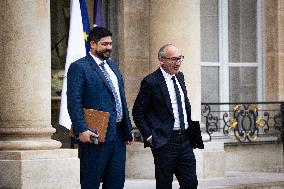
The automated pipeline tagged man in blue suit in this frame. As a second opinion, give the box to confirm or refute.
[132,44,200,189]
[67,27,134,189]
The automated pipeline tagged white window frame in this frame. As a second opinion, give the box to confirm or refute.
[201,0,264,103]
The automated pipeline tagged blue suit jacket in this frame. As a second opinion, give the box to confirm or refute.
[132,68,192,149]
[67,54,133,142]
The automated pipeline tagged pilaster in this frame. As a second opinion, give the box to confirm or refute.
[149,0,201,120]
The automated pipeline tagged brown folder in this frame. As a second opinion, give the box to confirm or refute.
[69,108,110,143]
[83,108,109,143]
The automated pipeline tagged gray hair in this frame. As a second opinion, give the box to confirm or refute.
[158,44,175,59]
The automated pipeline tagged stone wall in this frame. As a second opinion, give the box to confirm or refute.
[225,143,283,172]
[278,0,284,101]
[117,0,150,115]
[264,0,284,101]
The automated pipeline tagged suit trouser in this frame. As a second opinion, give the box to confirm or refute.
[152,131,198,189]
[79,135,126,189]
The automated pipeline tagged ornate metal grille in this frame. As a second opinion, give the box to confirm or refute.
[201,102,284,143]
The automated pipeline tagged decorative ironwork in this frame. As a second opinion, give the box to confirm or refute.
[201,104,218,141]
[201,102,284,143]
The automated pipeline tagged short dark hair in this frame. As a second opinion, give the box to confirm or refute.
[88,27,112,43]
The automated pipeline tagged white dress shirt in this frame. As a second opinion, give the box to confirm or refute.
[89,52,123,114]
[160,67,189,130]
[147,67,190,142]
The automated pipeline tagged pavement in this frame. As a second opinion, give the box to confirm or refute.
[119,171,284,189]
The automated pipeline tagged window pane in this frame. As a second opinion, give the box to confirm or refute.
[201,66,220,102]
[229,0,257,63]
[201,66,220,128]
[201,0,219,62]
[229,67,257,102]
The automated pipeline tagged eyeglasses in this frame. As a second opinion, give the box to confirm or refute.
[162,56,184,63]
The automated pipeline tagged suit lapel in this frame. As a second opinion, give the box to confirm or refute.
[86,54,113,93]
[156,69,174,116]
[176,73,187,97]
[176,73,191,117]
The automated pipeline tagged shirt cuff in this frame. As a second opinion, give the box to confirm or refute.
[146,135,152,141]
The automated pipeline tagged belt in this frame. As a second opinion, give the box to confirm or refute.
[172,128,187,136]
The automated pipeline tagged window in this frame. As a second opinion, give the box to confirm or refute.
[201,0,263,103]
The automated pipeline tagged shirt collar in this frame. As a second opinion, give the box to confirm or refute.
[160,67,175,81]
[89,51,105,65]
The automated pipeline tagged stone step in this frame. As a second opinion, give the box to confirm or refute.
[117,172,284,189]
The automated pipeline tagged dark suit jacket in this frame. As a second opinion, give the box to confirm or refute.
[67,54,133,142]
[132,68,203,149]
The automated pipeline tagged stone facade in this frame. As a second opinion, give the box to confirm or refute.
[265,0,284,101]
[278,0,284,101]
[1,0,283,188]
[117,0,150,114]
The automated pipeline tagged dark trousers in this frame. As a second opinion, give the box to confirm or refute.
[79,136,126,189]
[152,131,198,189]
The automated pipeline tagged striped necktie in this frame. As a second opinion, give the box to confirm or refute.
[100,62,123,122]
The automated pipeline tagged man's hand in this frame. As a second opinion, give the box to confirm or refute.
[79,130,99,143]
[126,132,134,145]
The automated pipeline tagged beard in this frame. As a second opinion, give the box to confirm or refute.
[95,49,111,60]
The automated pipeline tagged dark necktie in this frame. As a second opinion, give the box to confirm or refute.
[172,76,185,130]
[100,62,123,122]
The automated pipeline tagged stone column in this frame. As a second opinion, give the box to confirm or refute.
[0,1,80,188]
[117,0,150,111]
[117,0,152,178]
[0,0,61,151]
[117,0,150,144]
[118,0,224,179]
[149,0,201,120]
[148,0,225,179]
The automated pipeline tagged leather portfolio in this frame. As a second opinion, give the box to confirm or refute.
[187,121,204,149]
[69,108,110,143]
[83,108,109,143]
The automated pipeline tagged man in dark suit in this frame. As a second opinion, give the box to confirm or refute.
[67,27,134,189]
[132,44,200,189]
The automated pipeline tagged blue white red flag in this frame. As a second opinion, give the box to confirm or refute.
[59,0,90,129]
